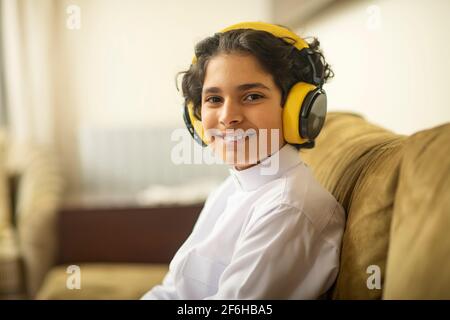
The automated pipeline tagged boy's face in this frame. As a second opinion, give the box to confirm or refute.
[201,53,286,170]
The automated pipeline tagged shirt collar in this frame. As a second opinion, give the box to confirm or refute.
[228,143,302,192]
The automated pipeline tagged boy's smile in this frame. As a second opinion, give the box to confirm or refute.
[201,53,286,170]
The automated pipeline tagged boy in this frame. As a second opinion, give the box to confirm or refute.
[142,22,345,299]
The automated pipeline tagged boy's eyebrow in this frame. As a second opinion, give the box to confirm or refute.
[202,82,270,95]
[237,83,270,91]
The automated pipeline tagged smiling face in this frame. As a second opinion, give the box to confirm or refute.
[201,53,286,170]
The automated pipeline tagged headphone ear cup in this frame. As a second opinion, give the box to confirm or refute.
[300,88,327,141]
[183,101,208,147]
[282,82,317,144]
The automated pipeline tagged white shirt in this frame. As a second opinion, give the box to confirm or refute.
[141,144,345,299]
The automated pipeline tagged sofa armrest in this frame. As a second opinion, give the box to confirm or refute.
[14,149,65,297]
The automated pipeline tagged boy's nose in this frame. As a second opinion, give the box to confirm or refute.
[219,100,243,128]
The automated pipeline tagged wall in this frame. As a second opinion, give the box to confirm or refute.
[291,0,450,135]
[52,0,271,196]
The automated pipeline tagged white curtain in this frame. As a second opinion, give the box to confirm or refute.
[0,2,6,127]
[0,0,58,298]
[1,0,57,162]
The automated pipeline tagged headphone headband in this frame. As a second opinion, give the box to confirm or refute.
[221,22,309,50]
[192,21,310,65]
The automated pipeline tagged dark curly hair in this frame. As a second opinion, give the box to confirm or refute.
[177,26,334,127]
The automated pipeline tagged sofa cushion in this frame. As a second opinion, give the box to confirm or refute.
[301,112,406,299]
[384,123,450,299]
[36,263,168,300]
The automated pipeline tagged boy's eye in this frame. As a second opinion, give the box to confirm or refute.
[205,96,222,104]
[244,94,264,102]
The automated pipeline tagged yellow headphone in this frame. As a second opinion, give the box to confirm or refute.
[182,21,327,148]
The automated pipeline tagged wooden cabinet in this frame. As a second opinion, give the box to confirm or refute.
[57,203,204,265]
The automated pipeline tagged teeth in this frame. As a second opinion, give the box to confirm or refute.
[221,131,256,142]
[210,130,257,143]
[224,134,245,142]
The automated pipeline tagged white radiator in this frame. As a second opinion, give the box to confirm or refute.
[78,126,228,197]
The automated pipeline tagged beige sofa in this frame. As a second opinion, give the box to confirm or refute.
[34,112,450,299]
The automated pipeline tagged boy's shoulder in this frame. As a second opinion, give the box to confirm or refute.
[255,162,345,235]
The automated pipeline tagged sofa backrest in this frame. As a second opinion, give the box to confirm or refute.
[383,122,450,299]
[301,112,407,299]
